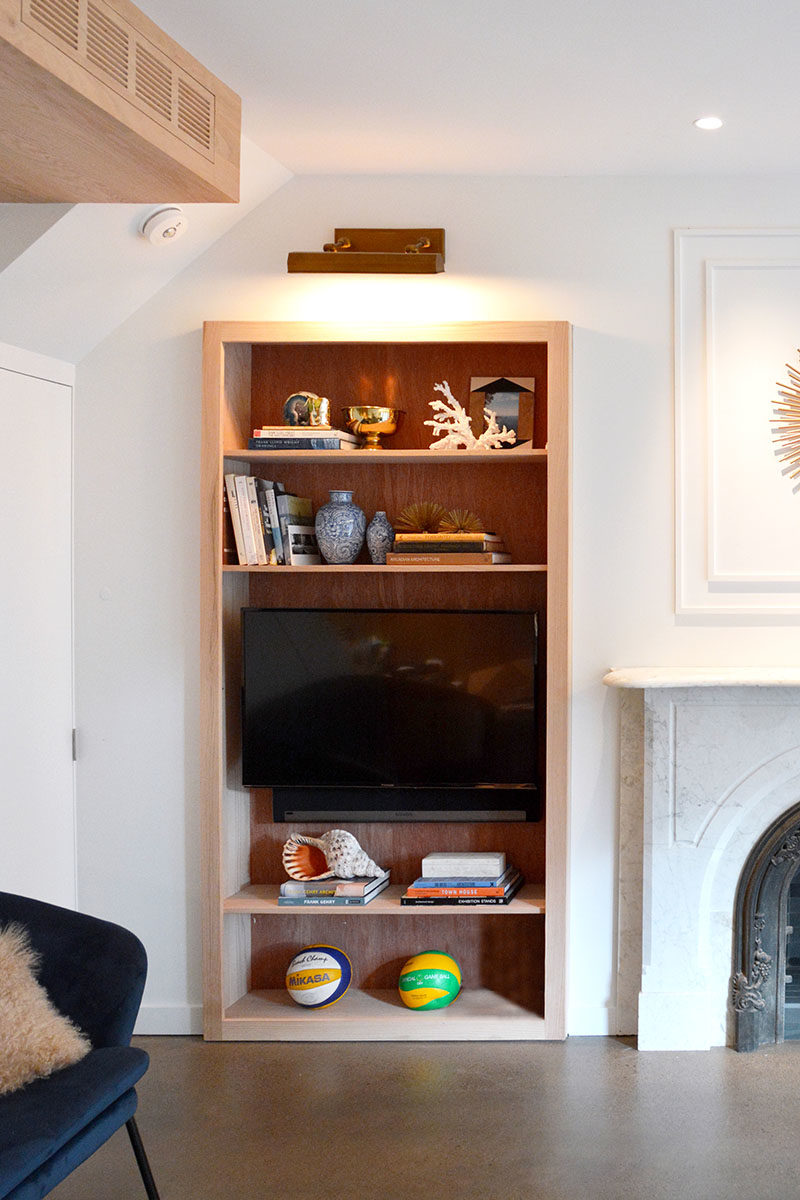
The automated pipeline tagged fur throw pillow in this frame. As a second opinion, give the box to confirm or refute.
[0,923,91,1095]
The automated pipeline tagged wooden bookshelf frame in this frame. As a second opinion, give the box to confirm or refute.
[201,321,571,1041]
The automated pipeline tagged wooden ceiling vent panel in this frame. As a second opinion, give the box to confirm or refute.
[0,0,240,201]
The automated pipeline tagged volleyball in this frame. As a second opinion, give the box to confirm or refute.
[285,944,352,1009]
[398,950,461,1010]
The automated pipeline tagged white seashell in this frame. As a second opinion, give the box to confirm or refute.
[282,829,384,881]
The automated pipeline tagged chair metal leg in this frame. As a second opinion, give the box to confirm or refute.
[126,1117,161,1199]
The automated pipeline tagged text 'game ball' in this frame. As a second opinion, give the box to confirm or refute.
[285,945,352,1009]
[398,950,462,1010]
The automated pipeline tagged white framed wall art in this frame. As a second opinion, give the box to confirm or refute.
[675,228,800,615]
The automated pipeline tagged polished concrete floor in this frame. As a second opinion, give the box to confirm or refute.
[51,1035,800,1200]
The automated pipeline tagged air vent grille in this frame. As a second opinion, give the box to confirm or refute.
[177,77,212,152]
[27,0,79,51]
[20,0,216,160]
[86,2,128,87]
[135,42,171,120]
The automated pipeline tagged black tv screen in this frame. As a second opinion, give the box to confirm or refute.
[241,608,539,821]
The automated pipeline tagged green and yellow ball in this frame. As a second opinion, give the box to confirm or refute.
[398,950,461,1010]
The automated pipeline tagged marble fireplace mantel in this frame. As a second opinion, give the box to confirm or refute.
[604,667,800,1050]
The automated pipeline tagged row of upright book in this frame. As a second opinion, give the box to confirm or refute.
[224,474,318,566]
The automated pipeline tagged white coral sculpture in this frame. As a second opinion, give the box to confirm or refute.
[424,380,517,451]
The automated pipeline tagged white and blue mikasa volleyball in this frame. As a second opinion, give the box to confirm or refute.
[285,945,352,1009]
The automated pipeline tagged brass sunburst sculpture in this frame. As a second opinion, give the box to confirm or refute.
[774,351,800,490]
[395,501,448,532]
[439,509,484,533]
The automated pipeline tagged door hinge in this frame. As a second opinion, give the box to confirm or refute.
[72,729,77,762]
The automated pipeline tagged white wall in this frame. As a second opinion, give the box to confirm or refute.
[74,173,800,1034]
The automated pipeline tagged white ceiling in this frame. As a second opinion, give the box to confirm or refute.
[139,0,800,175]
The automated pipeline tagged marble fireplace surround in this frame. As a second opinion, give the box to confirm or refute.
[604,668,800,1051]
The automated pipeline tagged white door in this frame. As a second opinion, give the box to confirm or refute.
[0,344,75,906]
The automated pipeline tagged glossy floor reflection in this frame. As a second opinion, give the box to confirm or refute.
[51,1035,800,1200]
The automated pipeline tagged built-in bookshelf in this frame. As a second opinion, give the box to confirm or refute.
[201,321,571,1041]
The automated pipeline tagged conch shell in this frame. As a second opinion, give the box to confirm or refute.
[282,829,384,881]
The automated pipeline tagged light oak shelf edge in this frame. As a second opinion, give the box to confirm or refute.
[222,562,547,574]
[223,447,548,465]
[224,882,546,915]
[220,988,548,1041]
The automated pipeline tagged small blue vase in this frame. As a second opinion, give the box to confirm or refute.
[366,511,394,564]
[315,490,366,564]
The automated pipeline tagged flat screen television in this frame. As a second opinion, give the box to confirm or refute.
[241,608,540,822]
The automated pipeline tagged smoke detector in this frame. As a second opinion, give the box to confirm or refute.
[140,206,188,245]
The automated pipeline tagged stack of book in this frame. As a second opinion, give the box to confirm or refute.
[400,851,523,906]
[385,531,511,566]
[248,426,361,450]
[278,871,390,907]
[224,474,318,565]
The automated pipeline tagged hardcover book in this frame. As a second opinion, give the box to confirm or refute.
[406,867,520,897]
[394,531,503,543]
[400,877,523,906]
[233,475,258,565]
[280,871,390,897]
[224,473,247,564]
[253,425,359,444]
[248,437,354,450]
[276,493,313,553]
[385,552,511,565]
[421,851,506,878]
[277,878,390,906]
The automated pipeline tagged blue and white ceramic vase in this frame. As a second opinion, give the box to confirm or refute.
[366,511,394,564]
[315,489,366,564]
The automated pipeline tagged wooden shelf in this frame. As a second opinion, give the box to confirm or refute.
[201,321,571,1043]
[221,987,547,1042]
[224,883,546,915]
[222,563,547,574]
[223,447,548,465]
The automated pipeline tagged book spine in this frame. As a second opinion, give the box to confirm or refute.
[406,883,518,898]
[277,888,388,907]
[253,428,359,444]
[280,882,384,897]
[410,871,512,888]
[394,533,502,544]
[402,881,522,906]
[234,475,258,565]
[245,476,268,564]
[254,480,276,562]
[391,540,505,553]
[422,854,506,876]
[400,894,516,906]
[224,474,247,564]
[276,494,313,551]
[264,484,284,563]
[385,552,511,565]
[248,438,350,450]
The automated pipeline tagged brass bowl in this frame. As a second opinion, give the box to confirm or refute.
[341,405,405,450]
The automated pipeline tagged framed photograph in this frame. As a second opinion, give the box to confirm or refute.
[469,376,535,445]
[286,523,322,565]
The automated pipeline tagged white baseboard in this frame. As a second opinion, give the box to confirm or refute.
[134,1004,203,1035]
[567,1003,615,1036]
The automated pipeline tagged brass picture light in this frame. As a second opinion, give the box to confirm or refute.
[288,228,445,274]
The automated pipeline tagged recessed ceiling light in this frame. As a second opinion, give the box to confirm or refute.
[693,116,724,131]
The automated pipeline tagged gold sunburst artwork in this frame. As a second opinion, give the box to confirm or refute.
[774,350,800,491]
[395,501,448,532]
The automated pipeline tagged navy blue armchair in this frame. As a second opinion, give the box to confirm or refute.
[0,892,160,1199]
